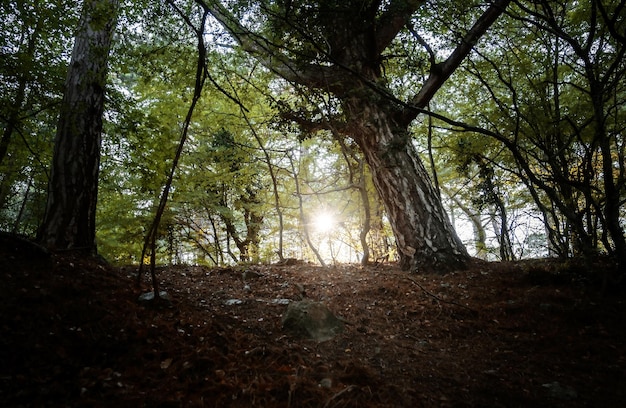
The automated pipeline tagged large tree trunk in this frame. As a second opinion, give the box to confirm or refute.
[38,0,119,252]
[345,99,468,272]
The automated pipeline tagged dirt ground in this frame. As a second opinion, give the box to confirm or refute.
[1,238,625,407]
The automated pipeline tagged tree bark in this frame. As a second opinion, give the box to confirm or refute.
[38,0,119,252]
[343,98,468,271]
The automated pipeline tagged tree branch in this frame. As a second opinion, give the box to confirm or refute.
[197,0,347,93]
[375,0,426,54]
[403,0,511,122]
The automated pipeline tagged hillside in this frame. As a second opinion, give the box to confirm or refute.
[1,238,625,407]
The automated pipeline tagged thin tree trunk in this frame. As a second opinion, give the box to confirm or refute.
[357,159,372,265]
[13,172,34,235]
[242,112,285,262]
[494,193,515,261]
[426,103,441,200]
[137,7,208,294]
[447,190,488,260]
[594,85,626,270]
[289,154,326,267]
[208,214,223,266]
[336,136,372,265]
[38,0,119,252]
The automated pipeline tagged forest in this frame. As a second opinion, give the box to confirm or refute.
[1,0,624,270]
[1,0,625,406]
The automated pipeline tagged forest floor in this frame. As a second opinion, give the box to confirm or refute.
[1,238,625,407]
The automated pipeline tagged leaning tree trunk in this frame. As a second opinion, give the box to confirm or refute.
[202,0,508,273]
[38,0,119,252]
[346,99,469,272]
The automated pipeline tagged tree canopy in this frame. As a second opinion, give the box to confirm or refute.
[1,0,624,274]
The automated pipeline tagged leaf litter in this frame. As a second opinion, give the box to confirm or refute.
[1,244,625,407]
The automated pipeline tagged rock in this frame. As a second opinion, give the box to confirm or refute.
[242,269,262,280]
[138,291,170,302]
[542,381,577,400]
[281,300,344,342]
[275,258,303,266]
[319,378,333,388]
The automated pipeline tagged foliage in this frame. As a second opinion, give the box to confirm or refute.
[0,0,78,235]
[420,0,626,261]
[1,0,624,269]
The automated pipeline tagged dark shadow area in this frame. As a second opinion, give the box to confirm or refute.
[1,237,625,407]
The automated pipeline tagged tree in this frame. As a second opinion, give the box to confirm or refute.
[38,0,120,252]
[510,0,626,268]
[414,0,626,271]
[175,0,511,272]
[0,0,78,235]
[202,128,265,263]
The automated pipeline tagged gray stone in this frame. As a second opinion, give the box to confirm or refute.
[542,381,578,400]
[138,291,170,302]
[319,378,333,388]
[281,300,344,342]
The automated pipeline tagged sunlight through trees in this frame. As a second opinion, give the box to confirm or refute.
[0,0,624,274]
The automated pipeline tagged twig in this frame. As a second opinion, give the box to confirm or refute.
[323,385,357,408]
[407,276,478,315]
